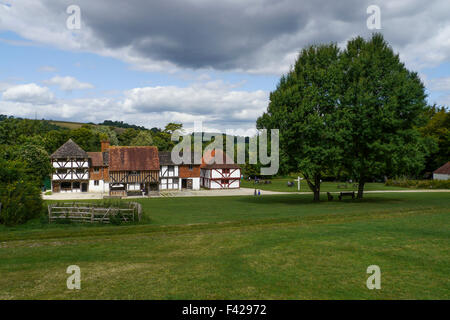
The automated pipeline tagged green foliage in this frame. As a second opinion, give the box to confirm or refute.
[91,126,119,146]
[339,34,428,196]
[257,43,343,200]
[385,179,450,189]
[130,130,154,146]
[17,143,52,183]
[118,128,139,146]
[69,125,101,151]
[0,159,43,226]
[163,123,183,134]
[99,120,147,130]
[418,106,450,173]
[258,34,430,200]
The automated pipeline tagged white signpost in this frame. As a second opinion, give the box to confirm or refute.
[297,176,302,191]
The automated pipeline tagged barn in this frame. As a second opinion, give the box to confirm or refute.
[200,149,241,189]
[433,162,450,180]
[108,146,160,196]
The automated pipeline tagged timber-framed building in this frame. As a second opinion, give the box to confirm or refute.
[50,139,90,193]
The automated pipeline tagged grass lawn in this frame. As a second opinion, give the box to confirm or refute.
[0,192,448,299]
[241,179,409,192]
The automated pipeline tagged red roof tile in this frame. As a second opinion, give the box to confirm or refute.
[108,146,159,171]
[87,152,104,167]
[434,162,450,174]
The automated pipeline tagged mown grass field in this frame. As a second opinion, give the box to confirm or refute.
[241,179,408,192]
[0,192,448,299]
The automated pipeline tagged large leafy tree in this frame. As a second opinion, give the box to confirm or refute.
[339,34,428,198]
[257,44,343,201]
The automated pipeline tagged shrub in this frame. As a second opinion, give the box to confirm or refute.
[0,158,44,226]
[0,180,43,226]
[385,179,450,189]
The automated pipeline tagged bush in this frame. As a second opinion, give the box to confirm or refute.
[0,180,43,226]
[0,158,44,226]
[385,179,450,189]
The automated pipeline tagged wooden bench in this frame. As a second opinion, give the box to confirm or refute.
[338,191,355,200]
[327,192,334,201]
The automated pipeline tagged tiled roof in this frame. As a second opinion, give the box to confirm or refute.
[159,151,202,165]
[87,152,104,167]
[50,139,88,159]
[434,162,450,174]
[108,146,159,171]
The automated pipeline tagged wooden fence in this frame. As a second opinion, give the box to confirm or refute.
[48,202,142,224]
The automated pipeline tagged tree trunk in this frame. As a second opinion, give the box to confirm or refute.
[313,189,320,201]
[357,179,365,199]
[313,175,321,202]
[305,175,321,202]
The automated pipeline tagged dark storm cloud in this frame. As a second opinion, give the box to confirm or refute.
[42,0,375,71]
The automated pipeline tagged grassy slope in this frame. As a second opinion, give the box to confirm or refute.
[0,192,448,299]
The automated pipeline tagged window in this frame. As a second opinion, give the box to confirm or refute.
[94,180,99,186]
[93,167,100,173]
[222,168,230,174]
[221,179,229,184]
[189,164,193,170]
[130,171,140,175]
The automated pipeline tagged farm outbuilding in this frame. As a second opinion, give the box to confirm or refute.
[433,162,450,180]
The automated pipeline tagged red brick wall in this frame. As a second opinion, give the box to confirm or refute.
[179,165,200,178]
[90,167,109,181]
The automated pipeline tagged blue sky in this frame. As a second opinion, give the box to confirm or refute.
[0,0,449,133]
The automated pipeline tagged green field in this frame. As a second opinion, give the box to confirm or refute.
[241,179,409,192]
[0,192,449,299]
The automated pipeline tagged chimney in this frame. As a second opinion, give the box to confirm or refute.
[101,140,110,152]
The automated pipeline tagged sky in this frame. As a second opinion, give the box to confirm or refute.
[0,0,449,134]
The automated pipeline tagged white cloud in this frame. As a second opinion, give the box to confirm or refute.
[2,83,54,104]
[427,77,450,91]
[0,81,268,132]
[121,81,268,122]
[43,76,94,91]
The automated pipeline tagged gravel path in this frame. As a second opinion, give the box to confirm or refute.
[43,187,450,200]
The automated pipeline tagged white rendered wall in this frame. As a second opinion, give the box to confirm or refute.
[89,180,109,193]
[433,173,449,180]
